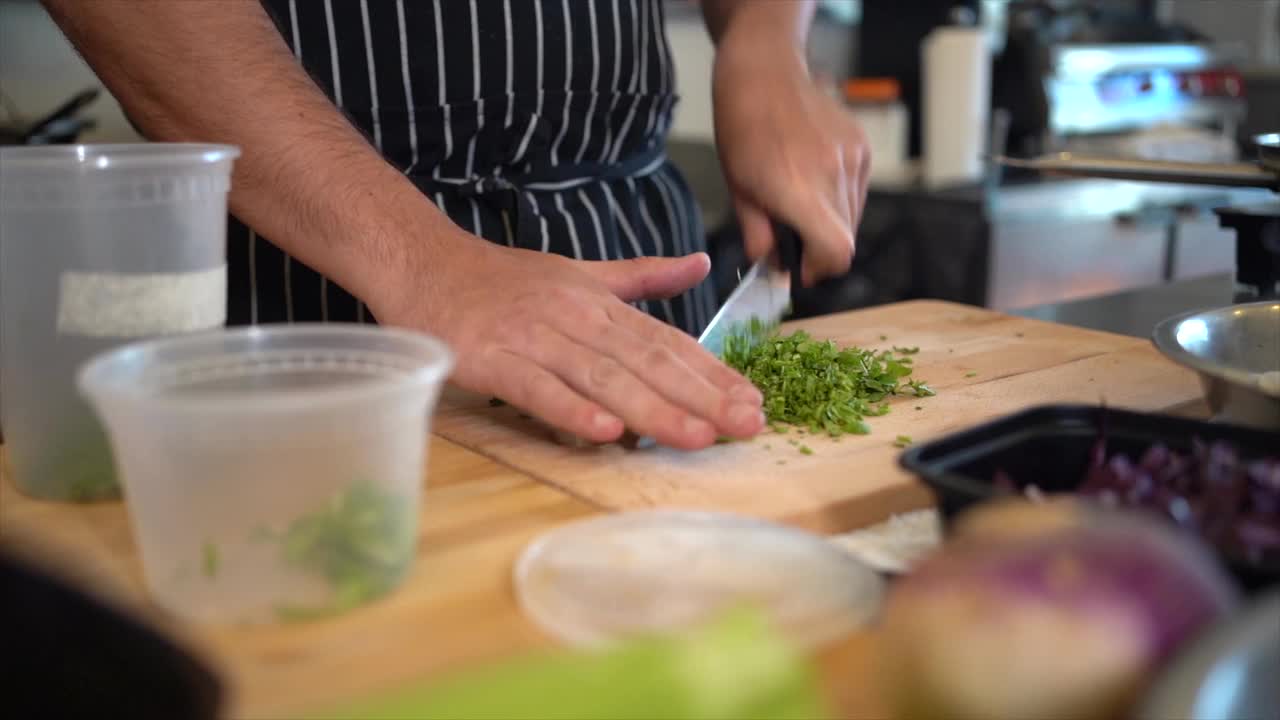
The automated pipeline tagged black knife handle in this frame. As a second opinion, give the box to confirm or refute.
[773,221,802,278]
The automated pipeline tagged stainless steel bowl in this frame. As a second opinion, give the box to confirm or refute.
[1138,591,1280,720]
[1152,302,1280,431]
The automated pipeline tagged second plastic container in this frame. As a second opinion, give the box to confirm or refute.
[0,143,238,501]
[79,324,454,624]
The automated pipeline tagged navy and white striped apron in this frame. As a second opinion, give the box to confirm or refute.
[226,0,715,337]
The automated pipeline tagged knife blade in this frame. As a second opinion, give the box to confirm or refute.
[698,223,799,358]
[697,260,791,358]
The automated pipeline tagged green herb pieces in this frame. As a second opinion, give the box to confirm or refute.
[202,541,220,579]
[798,445,814,455]
[965,371,979,378]
[905,380,935,397]
[22,425,120,502]
[277,481,416,619]
[722,325,933,438]
[250,525,281,543]
[894,435,913,448]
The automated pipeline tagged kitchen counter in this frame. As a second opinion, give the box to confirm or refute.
[0,298,1212,718]
[0,436,886,720]
[1011,272,1238,338]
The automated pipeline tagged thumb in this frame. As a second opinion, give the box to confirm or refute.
[581,252,711,302]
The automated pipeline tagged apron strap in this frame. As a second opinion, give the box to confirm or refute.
[410,144,667,249]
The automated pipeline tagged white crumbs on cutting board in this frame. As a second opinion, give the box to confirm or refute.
[829,509,942,574]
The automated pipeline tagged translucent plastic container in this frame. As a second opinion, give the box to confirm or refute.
[78,325,454,624]
[844,78,909,185]
[0,144,239,501]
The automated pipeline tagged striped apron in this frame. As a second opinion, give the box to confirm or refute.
[227,0,715,337]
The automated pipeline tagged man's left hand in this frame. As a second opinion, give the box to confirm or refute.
[712,25,870,287]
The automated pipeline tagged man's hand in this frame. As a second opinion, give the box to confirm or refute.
[703,1,870,287]
[382,239,764,450]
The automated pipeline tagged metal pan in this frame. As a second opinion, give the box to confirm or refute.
[993,133,1280,191]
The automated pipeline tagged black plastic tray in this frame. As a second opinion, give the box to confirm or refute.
[899,404,1280,592]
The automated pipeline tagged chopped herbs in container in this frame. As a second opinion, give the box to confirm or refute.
[272,480,418,621]
[722,318,934,438]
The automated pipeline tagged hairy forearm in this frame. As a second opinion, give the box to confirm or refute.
[41,0,461,319]
[700,0,816,52]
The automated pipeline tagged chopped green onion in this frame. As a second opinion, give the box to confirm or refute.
[723,324,935,439]
[202,541,220,579]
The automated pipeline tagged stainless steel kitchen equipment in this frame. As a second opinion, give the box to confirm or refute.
[994,132,1279,189]
[1036,43,1246,146]
[992,2,1247,160]
[1151,300,1280,431]
[1138,591,1280,720]
[995,134,1280,302]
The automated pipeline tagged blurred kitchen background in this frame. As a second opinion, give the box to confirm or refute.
[4,0,1278,327]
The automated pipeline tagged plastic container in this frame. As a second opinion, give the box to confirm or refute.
[515,510,884,650]
[0,144,239,502]
[78,324,454,624]
[844,78,909,185]
[899,404,1280,591]
[921,18,990,188]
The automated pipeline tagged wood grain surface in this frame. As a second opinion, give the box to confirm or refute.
[3,300,1206,719]
[2,437,600,719]
[434,300,1205,533]
[2,434,888,719]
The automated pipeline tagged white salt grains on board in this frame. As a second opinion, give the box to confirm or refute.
[828,509,943,574]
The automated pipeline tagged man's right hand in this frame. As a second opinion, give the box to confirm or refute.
[380,239,765,450]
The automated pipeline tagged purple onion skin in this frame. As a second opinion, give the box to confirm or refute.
[1140,445,1170,472]
[1238,517,1280,553]
[993,470,1017,494]
[981,531,1232,661]
[1249,461,1280,516]
[910,516,1238,663]
[883,505,1239,720]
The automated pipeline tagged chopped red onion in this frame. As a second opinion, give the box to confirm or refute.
[993,423,1280,567]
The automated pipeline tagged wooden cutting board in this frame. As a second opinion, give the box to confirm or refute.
[433,300,1205,533]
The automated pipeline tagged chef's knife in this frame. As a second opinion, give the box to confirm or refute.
[697,224,799,358]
